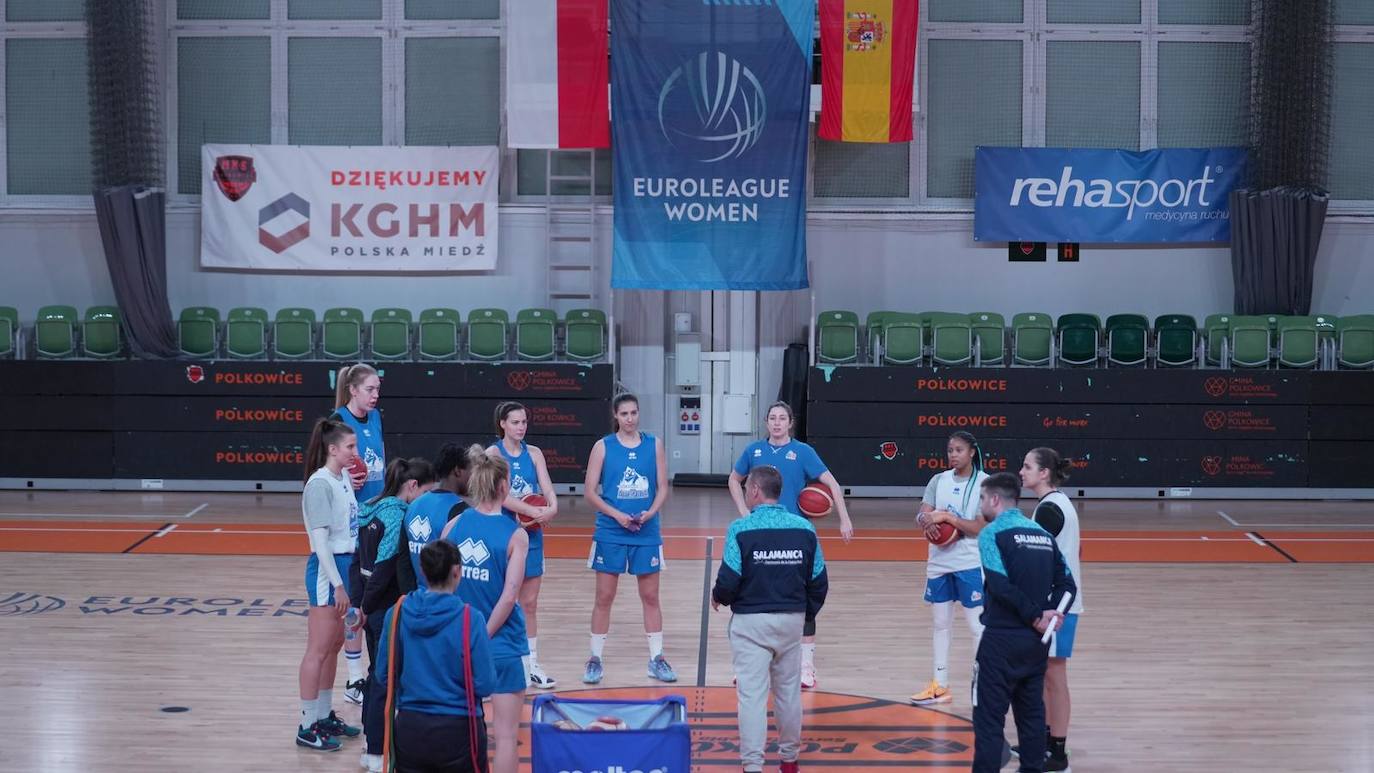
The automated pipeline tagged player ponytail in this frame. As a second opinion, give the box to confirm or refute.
[368,457,436,505]
[1030,446,1072,486]
[335,363,378,410]
[465,444,510,506]
[493,401,527,438]
[949,431,983,477]
[304,417,354,484]
[419,539,462,588]
[611,392,639,433]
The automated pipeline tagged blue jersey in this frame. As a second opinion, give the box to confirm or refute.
[733,439,828,515]
[595,433,661,547]
[333,407,385,504]
[494,440,544,554]
[405,490,462,588]
[444,508,529,659]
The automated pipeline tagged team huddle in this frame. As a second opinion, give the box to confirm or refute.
[293,364,1085,773]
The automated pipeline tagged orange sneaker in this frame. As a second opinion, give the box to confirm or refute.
[909,680,951,705]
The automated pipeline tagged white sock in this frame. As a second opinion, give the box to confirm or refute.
[590,633,607,658]
[345,649,367,682]
[801,643,816,667]
[300,698,316,730]
[963,605,986,657]
[647,631,664,658]
[528,637,539,665]
[316,688,334,721]
[932,602,953,687]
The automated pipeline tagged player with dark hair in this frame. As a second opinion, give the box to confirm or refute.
[403,443,475,590]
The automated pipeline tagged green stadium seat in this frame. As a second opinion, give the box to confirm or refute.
[919,311,959,349]
[516,308,557,361]
[1203,313,1231,366]
[371,308,413,360]
[816,310,859,365]
[970,312,1005,366]
[1228,315,1272,368]
[564,308,607,361]
[864,310,897,364]
[0,306,16,358]
[274,307,315,359]
[178,306,219,358]
[1153,314,1198,368]
[1105,313,1149,367]
[82,306,123,359]
[225,307,269,359]
[418,308,460,360]
[1277,316,1320,369]
[879,312,923,366]
[1057,313,1101,367]
[1337,315,1374,370]
[931,313,973,366]
[467,307,509,361]
[1012,312,1053,367]
[1314,314,1337,367]
[36,304,79,359]
[322,307,364,360]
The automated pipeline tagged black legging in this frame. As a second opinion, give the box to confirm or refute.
[362,613,385,754]
[394,709,489,773]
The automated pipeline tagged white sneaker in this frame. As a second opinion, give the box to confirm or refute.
[360,753,383,772]
[344,678,366,705]
[528,662,557,689]
[800,662,817,689]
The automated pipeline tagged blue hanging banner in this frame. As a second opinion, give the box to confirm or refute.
[611,0,815,290]
[974,147,1249,244]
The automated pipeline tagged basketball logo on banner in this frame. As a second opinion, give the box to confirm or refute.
[657,52,767,163]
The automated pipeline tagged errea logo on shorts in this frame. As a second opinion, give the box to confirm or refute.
[558,767,668,773]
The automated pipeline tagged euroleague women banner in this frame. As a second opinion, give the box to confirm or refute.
[200,145,498,272]
[610,0,815,290]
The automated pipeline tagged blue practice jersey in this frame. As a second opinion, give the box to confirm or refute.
[444,507,529,659]
[333,407,385,504]
[594,433,661,546]
[733,439,828,515]
[405,490,461,588]
[494,440,543,553]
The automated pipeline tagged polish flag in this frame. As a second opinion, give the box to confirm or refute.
[507,0,609,149]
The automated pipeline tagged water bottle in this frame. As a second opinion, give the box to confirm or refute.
[344,607,360,641]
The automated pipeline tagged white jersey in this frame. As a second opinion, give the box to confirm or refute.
[1035,490,1084,613]
[303,466,358,555]
[920,469,989,577]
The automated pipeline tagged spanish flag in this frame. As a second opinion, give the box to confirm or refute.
[819,0,918,143]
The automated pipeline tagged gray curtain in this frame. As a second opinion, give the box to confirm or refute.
[93,186,178,357]
[1228,187,1329,315]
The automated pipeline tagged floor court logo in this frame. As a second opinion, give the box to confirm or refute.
[0,592,65,616]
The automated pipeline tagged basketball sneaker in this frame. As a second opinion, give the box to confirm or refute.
[800,662,817,689]
[528,662,557,690]
[345,678,366,705]
[582,656,604,684]
[296,723,341,752]
[1044,752,1071,772]
[317,711,361,739]
[909,680,951,705]
[648,655,678,682]
[360,752,384,772]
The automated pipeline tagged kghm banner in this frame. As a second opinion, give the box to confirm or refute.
[610,0,815,290]
[200,145,498,272]
[974,147,1248,244]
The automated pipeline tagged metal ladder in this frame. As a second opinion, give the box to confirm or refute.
[544,149,599,317]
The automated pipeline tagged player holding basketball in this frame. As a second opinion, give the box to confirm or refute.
[1021,447,1082,773]
[487,401,559,689]
[440,450,529,773]
[911,430,990,706]
[296,418,362,751]
[333,363,385,703]
[727,401,853,688]
[582,393,675,684]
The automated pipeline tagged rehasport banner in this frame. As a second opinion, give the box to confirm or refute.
[610,0,815,290]
[974,146,1248,244]
[200,145,497,272]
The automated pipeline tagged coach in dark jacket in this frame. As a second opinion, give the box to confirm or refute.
[712,465,828,773]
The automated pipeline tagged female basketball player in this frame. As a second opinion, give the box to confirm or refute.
[911,430,989,707]
[333,363,385,702]
[727,401,853,688]
[404,443,475,590]
[353,457,436,772]
[582,393,674,685]
[439,449,529,773]
[1021,446,1081,773]
[487,401,559,689]
[296,418,362,751]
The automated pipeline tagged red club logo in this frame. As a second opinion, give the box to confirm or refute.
[1203,411,1226,431]
[879,441,898,460]
[1203,377,1228,397]
[506,371,532,392]
[1200,456,1222,476]
[213,155,256,201]
[185,365,205,384]
[1020,242,1036,255]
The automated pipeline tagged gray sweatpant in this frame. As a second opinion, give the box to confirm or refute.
[728,611,805,772]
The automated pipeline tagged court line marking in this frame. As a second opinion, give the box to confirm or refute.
[0,512,198,519]
[122,523,172,554]
[1244,532,1266,546]
[1218,510,1240,527]
[183,503,209,519]
[1251,531,1300,563]
[153,524,179,538]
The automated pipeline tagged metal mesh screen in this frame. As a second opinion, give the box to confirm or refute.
[1250,0,1333,190]
[86,0,160,190]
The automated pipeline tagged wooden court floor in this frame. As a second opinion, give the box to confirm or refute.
[2,489,1373,771]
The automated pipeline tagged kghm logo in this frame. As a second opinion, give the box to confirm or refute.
[658,51,767,163]
[259,193,311,254]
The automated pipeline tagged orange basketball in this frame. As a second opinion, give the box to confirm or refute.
[926,521,960,547]
[797,482,833,519]
[518,493,547,530]
[586,715,627,731]
[348,454,367,479]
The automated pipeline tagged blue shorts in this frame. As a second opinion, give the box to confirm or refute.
[305,553,352,607]
[587,541,664,576]
[492,655,527,694]
[524,531,545,579]
[1048,613,1079,658]
[924,567,984,609]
